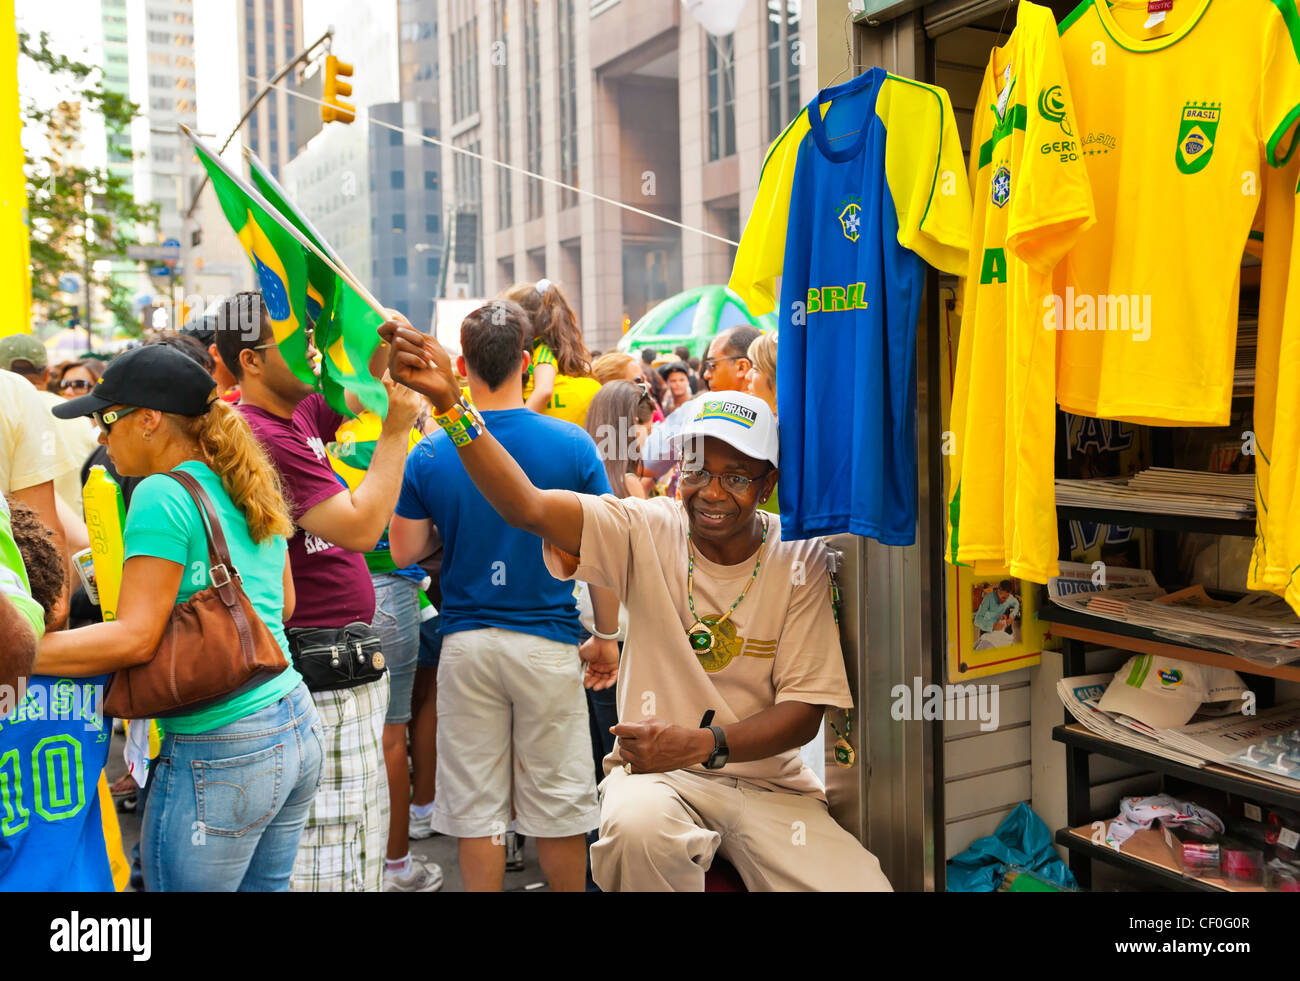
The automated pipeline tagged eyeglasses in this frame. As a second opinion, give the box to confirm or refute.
[60,378,94,393]
[678,467,770,494]
[251,329,313,353]
[702,355,745,372]
[92,406,141,433]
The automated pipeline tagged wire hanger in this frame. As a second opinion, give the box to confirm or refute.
[824,7,862,143]
[825,6,856,89]
[994,0,1017,48]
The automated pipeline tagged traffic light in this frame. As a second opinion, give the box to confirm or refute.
[322,55,355,124]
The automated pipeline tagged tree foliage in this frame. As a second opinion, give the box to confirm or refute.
[21,31,159,335]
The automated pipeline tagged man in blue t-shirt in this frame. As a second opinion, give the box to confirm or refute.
[389,300,620,892]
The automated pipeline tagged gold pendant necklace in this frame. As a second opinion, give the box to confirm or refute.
[685,514,768,657]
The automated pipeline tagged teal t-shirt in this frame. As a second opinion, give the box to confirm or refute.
[123,461,301,734]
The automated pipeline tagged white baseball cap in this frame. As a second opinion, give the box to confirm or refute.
[1097,655,1250,730]
[674,392,779,469]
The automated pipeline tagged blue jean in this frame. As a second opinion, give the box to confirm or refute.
[371,573,421,725]
[417,613,444,670]
[142,681,323,892]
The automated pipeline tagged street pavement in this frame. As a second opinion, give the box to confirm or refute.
[106,724,552,892]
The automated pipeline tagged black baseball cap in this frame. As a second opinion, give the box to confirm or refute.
[52,344,217,420]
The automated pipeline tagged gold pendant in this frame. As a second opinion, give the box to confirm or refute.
[687,621,715,653]
[833,736,855,768]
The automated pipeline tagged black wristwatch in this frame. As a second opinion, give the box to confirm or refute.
[703,724,729,769]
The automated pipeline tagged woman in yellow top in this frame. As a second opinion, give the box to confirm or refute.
[505,279,598,424]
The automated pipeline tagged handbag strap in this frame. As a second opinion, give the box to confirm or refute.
[163,468,261,660]
[163,469,242,604]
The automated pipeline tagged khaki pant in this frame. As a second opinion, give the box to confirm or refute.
[591,767,893,892]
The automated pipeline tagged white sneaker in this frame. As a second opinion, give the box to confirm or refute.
[384,855,444,892]
[409,805,437,840]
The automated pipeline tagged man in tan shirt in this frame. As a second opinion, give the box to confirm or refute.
[381,315,891,892]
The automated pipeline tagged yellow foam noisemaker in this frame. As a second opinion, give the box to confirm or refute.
[83,466,126,620]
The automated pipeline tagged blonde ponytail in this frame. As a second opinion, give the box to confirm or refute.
[175,398,294,544]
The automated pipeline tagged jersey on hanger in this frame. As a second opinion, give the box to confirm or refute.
[1247,161,1298,602]
[729,66,971,545]
[1255,160,1300,614]
[947,0,1095,584]
[1055,0,1300,426]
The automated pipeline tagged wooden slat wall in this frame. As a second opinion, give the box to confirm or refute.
[943,667,1033,859]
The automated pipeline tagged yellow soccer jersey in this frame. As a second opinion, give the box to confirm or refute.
[1056,0,1300,426]
[947,0,1095,584]
[542,373,602,427]
[1272,164,1300,613]
[1248,160,1300,598]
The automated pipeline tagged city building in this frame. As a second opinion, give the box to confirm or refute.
[126,0,198,246]
[283,0,443,329]
[236,0,305,180]
[435,0,815,350]
[100,0,133,194]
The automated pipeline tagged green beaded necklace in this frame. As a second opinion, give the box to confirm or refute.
[685,513,769,654]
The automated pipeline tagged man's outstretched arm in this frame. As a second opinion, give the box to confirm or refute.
[381,320,587,556]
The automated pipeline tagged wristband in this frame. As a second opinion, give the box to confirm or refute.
[590,625,621,641]
[434,397,485,448]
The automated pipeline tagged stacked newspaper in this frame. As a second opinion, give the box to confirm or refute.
[1155,702,1300,790]
[1046,565,1300,666]
[1055,467,1255,518]
[1057,672,1207,767]
[1058,674,1300,789]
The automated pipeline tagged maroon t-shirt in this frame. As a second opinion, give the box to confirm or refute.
[239,393,375,629]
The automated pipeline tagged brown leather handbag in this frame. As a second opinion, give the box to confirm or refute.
[103,470,289,720]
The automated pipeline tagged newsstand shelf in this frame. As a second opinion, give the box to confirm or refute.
[1055,827,1268,892]
[1053,724,1300,810]
[1056,505,1256,538]
[1038,603,1300,684]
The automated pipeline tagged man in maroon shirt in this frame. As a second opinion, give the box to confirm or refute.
[215,291,425,891]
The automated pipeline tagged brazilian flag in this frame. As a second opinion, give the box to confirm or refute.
[247,154,388,417]
[188,136,316,388]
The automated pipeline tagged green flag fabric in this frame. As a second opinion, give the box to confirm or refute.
[188,137,316,388]
[246,154,388,417]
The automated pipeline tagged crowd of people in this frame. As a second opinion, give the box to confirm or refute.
[0,278,892,892]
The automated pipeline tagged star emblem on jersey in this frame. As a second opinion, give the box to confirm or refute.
[1037,84,1072,136]
[838,202,862,242]
[1176,101,1220,174]
[991,165,1011,208]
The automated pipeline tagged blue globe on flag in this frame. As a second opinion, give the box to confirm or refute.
[255,254,292,321]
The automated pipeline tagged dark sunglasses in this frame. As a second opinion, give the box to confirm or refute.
[92,406,141,433]
[60,378,94,393]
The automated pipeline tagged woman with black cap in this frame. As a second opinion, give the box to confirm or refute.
[35,344,323,892]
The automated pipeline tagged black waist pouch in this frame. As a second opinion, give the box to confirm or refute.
[286,622,387,693]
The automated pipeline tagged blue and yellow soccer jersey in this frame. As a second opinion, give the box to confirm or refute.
[0,677,113,891]
[729,66,970,544]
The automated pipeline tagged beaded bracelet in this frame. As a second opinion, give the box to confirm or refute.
[434,397,485,447]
